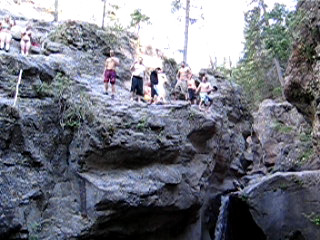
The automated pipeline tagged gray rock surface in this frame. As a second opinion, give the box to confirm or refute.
[0,20,253,240]
[253,99,314,171]
[241,170,320,240]
[284,0,320,159]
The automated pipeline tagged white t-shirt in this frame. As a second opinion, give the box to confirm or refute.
[132,63,145,78]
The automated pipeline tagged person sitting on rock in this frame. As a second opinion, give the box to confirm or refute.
[174,62,192,100]
[0,16,16,52]
[103,49,120,99]
[130,57,146,103]
[20,26,32,56]
[196,75,213,111]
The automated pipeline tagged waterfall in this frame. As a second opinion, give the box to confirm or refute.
[214,195,230,240]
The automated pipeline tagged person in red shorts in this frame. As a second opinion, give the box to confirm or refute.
[103,49,120,98]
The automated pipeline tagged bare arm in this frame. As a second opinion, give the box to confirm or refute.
[130,62,136,71]
[176,70,180,80]
[196,83,202,94]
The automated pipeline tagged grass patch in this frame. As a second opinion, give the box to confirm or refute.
[273,120,293,134]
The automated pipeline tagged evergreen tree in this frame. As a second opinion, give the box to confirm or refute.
[232,1,300,109]
[130,9,151,34]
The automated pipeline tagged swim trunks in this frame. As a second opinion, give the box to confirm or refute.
[104,69,116,84]
[188,88,196,101]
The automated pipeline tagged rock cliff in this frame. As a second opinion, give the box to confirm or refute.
[0,19,253,240]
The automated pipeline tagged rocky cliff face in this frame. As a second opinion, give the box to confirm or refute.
[234,1,320,239]
[2,1,320,239]
[284,0,320,158]
[0,19,254,240]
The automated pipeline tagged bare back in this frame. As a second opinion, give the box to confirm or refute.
[105,57,119,70]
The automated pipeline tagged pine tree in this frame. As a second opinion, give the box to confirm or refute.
[233,1,300,109]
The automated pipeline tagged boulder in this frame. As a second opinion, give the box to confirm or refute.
[253,99,315,171]
[241,170,320,240]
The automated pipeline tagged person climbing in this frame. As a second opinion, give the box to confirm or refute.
[187,75,197,105]
[130,57,146,103]
[0,16,16,52]
[20,26,32,56]
[196,75,214,111]
[175,61,192,100]
[150,67,161,104]
[103,49,120,99]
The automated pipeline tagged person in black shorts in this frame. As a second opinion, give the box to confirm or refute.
[150,67,161,103]
[187,77,197,104]
[130,57,146,102]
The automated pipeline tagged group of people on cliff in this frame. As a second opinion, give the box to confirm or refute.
[103,50,215,111]
[0,15,33,55]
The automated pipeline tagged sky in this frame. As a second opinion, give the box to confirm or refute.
[112,0,297,71]
[4,0,297,71]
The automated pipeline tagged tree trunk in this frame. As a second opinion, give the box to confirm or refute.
[54,0,59,22]
[260,0,284,92]
[183,0,190,63]
[102,0,107,29]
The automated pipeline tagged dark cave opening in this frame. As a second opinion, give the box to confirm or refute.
[211,195,266,240]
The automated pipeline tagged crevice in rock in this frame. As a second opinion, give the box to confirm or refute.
[209,195,266,240]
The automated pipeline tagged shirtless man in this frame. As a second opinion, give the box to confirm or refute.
[187,76,197,105]
[103,50,120,98]
[20,26,32,56]
[0,16,15,52]
[175,62,192,100]
[196,75,213,111]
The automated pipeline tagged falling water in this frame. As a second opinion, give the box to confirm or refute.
[214,195,230,240]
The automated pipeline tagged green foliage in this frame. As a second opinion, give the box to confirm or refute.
[136,116,150,131]
[304,212,320,226]
[130,9,151,30]
[298,147,314,163]
[60,91,94,130]
[300,131,312,143]
[232,1,301,109]
[273,121,293,134]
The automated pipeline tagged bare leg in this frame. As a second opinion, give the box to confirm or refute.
[25,41,31,55]
[5,33,12,51]
[20,40,25,55]
[199,100,204,111]
[104,82,109,93]
[111,84,116,95]
[0,33,4,50]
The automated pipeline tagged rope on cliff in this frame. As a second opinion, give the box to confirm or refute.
[13,69,23,107]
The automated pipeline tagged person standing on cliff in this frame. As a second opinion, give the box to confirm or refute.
[0,16,16,52]
[150,67,161,104]
[196,75,214,111]
[175,62,192,100]
[130,57,146,103]
[103,49,120,99]
[20,26,32,56]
